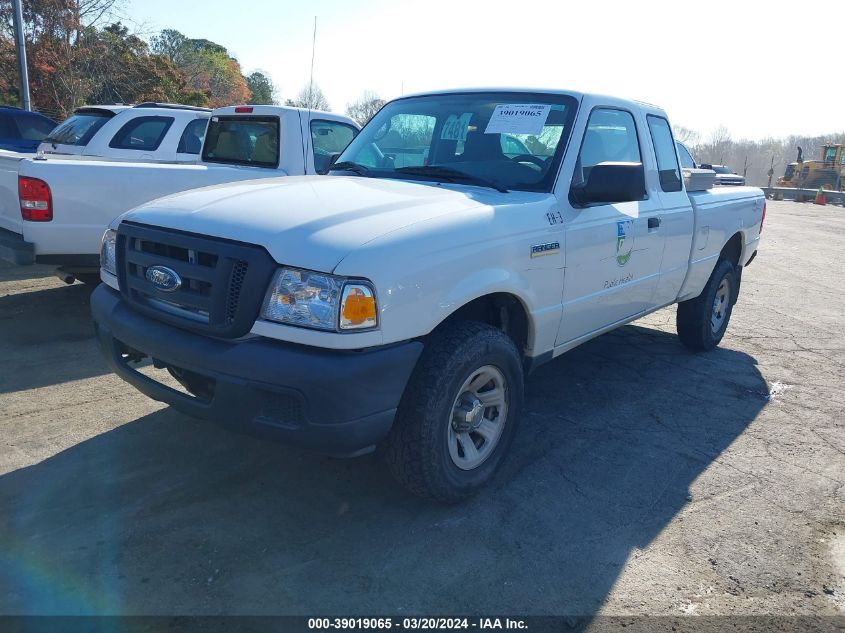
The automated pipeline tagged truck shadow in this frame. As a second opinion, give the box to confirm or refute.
[0,323,768,615]
[0,282,107,394]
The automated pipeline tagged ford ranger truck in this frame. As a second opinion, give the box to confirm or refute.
[0,105,358,282]
[91,89,765,502]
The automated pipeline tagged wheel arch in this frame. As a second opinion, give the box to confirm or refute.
[720,231,744,268]
[431,291,533,359]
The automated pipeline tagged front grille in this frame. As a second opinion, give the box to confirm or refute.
[117,222,276,338]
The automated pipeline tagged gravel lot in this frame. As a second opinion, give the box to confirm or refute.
[0,199,843,617]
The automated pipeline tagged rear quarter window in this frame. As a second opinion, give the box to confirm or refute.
[109,116,174,151]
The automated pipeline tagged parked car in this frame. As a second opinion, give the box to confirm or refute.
[39,102,211,163]
[0,105,359,282]
[91,88,765,502]
[0,107,57,153]
[700,163,745,186]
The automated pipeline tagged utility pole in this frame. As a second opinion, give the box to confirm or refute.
[307,16,316,109]
[12,0,31,111]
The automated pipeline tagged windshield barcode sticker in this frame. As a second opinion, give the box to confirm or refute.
[484,104,551,135]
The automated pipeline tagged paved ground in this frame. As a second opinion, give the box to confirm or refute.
[0,200,842,616]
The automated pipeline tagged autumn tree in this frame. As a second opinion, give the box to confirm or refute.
[285,83,330,111]
[150,30,250,107]
[1,0,119,116]
[0,2,218,117]
[345,90,385,126]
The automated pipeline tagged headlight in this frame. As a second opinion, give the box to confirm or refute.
[100,229,117,276]
[260,267,377,332]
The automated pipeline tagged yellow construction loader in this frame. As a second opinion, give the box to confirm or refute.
[777,143,845,190]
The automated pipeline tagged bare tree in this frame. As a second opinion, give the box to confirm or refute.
[284,83,330,111]
[345,90,385,126]
[698,126,733,165]
[673,125,700,146]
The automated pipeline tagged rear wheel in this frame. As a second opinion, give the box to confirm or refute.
[383,321,524,502]
[676,259,737,351]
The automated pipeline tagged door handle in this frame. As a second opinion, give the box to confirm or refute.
[648,217,661,229]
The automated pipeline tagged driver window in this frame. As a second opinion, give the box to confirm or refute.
[311,120,357,174]
[574,108,641,185]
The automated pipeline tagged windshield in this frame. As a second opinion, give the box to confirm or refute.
[43,110,113,146]
[713,165,733,174]
[201,115,279,167]
[332,91,578,192]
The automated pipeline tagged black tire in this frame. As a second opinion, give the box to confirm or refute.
[74,273,101,285]
[383,321,524,502]
[676,259,737,351]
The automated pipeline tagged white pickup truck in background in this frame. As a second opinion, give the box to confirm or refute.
[91,88,765,501]
[0,105,359,281]
[38,103,212,162]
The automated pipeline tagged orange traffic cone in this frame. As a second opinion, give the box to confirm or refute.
[814,187,826,205]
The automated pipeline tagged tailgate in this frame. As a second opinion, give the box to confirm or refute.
[17,159,278,257]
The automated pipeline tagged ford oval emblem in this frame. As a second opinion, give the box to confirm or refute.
[146,265,181,292]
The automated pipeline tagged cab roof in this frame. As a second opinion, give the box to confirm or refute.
[395,87,668,117]
[211,104,359,127]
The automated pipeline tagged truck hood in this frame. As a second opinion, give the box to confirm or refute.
[120,175,507,272]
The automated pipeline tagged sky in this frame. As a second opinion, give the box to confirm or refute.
[121,0,845,141]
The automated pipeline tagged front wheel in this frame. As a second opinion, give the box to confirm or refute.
[383,321,524,502]
[676,259,737,351]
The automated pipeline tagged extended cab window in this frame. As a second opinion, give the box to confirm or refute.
[332,92,577,193]
[202,116,279,167]
[43,109,113,147]
[647,115,682,192]
[676,142,696,169]
[177,118,208,155]
[310,120,358,174]
[109,116,174,151]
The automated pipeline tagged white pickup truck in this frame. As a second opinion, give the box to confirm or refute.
[91,88,765,501]
[0,105,359,281]
[38,103,211,162]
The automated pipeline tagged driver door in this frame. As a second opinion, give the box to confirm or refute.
[555,107,664,345]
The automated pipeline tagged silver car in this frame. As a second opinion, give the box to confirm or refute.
[701,164,746,186]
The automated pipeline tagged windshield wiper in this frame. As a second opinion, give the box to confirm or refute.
[394,165,509,193]
[329,161,370,176]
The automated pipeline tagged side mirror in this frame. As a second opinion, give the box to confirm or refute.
[328,152,341,167]
[570,162,646,206]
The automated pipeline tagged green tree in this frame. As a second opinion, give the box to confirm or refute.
[246,71,276,105]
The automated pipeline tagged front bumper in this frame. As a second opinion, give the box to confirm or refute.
[0,227,34,265]
[91,285,423,455]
